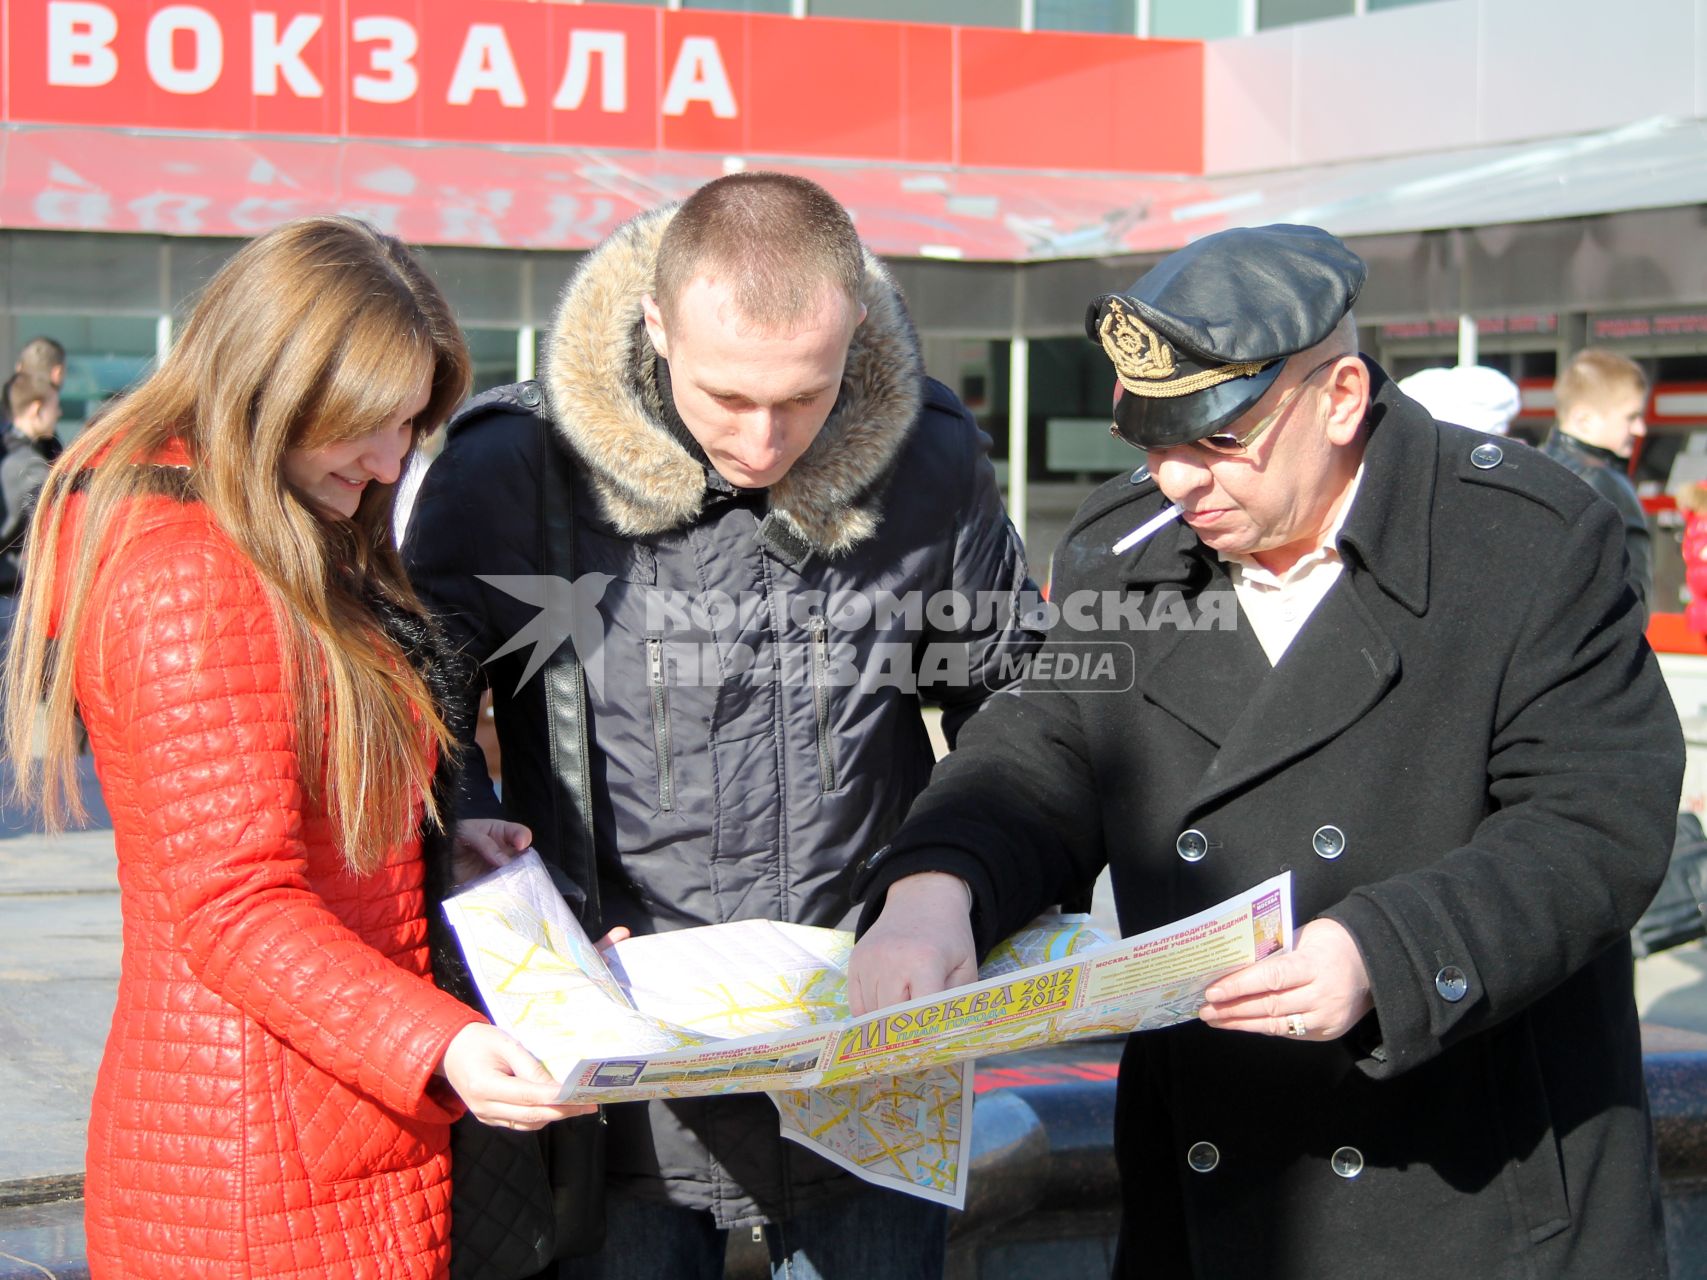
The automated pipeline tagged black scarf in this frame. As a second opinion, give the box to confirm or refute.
[367,589,484,1010]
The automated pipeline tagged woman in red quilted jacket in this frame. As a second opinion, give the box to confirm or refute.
[1681,482,1707,639]
[1,217,591,1279]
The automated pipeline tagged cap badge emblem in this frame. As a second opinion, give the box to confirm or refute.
[1099,299,1177,389]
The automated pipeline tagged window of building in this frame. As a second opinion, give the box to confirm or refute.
[1365,0,1441,9]
[1035,0,1136,33]
[169,241,242,312]
[1028,335,1124,480]
[808,0,1022,27]
[5,233,161,316]
[466,328,523,397]
[533,330,552,386]
[1256,0,1355,29]
[412,248,526,331]
[1149,0,1245,38]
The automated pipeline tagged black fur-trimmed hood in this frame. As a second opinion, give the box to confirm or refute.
[371,592,479,1005]
[539,204,924,556]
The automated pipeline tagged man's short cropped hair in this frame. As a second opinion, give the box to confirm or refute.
[1556,348,1648,419]
[16,337,66,380]
[7,370,53,422]
[654,172,865,330]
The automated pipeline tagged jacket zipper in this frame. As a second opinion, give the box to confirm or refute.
[647,636,674,812]
[808,616,837,792]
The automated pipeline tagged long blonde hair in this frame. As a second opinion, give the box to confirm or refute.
[3,216,472,873]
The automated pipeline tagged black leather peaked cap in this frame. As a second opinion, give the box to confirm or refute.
[1086,224,1367,448]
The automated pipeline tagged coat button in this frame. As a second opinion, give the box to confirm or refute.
[519,381,542,408]
[1331,1146,1364,1179]
[1130,465,1150,485]
[1311,824,1346,859]
[1176,829,1210,862]
[1187,1141,1219,1173]
[1470,442,1503,469]
[1435,966,1469,1002]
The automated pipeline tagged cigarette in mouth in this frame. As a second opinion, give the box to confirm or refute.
[1112,503,1183,555]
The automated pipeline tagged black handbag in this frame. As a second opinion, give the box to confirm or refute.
[434,388,611,1278]
[381,585,605,1278]
[448,1122,556,1279]
[1632,812,1707,959]
[448,1112,607,1280]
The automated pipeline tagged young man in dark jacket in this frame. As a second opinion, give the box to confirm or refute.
[1539,346,1652,620]
[850,225,1681,1279]
[0,372,62,595]
[405,173,1038,1280]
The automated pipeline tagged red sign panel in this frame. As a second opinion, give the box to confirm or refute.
[1379,314,1558,342]
[958,27,1201,174]
[1648,382,1707,425]
[1,1,1203,175]
[1594,312,1707,341]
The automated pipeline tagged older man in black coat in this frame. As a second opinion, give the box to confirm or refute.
[848,225,1683,1278]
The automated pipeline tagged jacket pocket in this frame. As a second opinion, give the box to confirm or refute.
[647,635,674,812]
[808,616,837,793]
[281,1042,445,1185]
[1490,1019,1571,1245]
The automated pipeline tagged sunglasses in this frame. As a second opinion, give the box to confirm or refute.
[1111,354,1343,457]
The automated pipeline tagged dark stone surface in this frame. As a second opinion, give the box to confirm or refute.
[14,1036,1707,1280]
[1667,1185,1707,1280]
[0,1195,89,1280]
[1653,1052,1707,1182]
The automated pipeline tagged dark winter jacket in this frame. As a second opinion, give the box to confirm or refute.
[404,205,1038,1228]
[0,427,62,590]
[858,369,1682,1279]
[1540,428,1651,620]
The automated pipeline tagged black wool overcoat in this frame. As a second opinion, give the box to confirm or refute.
[859,367,1684,1278]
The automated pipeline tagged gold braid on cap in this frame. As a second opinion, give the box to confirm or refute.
[1099,301,1273,398]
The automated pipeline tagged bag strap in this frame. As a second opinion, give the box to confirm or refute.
[530,383,602,932]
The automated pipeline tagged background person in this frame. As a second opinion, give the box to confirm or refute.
[1,217,592,1280]
[0,372,61,636]
[1542,347,1652,617]
[1678,481,1707,639]
[0,335,66,434]
[1395,363,1521,436]
[0,370,63,587]
[405,172,1038,1280]
[848,224,1682,1279]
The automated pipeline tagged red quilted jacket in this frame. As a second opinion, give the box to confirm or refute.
[70,492,483,1279]
[1685,509,1707,637]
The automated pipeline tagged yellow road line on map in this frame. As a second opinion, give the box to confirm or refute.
[496,942,542,991]
[926,1096,956,1134]
[807,1106,852,1139]
[857,1110,917,1180]
[683,980,842,1033]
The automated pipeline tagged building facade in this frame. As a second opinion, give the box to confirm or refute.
[3,0,1706,598]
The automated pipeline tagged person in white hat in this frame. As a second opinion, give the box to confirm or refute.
[1396,365,1522,435]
